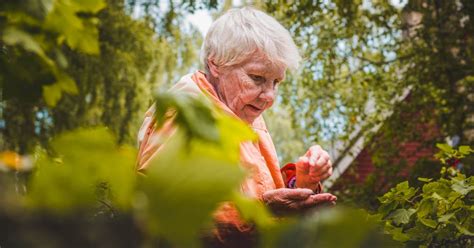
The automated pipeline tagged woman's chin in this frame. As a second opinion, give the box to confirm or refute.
[239,111,262,124]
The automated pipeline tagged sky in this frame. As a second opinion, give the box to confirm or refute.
[185,10,213,36]
[184,0,407,37]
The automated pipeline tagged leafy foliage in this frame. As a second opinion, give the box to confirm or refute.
[378,145,474,247]
[136,92,256,246]
[1,0,207,153]
[261,0,474,211]
[1,0,105,107]
[27,127,137,213]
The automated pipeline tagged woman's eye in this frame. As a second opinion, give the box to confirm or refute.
[249,74,265,83]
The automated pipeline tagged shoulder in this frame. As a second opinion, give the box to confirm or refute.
[169,73,202,96]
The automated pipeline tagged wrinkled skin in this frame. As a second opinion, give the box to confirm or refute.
[207,53,284,124]
[296,145,333,192]
[263,188,336,216]
[264,145,335,215]
[207,53,336,215]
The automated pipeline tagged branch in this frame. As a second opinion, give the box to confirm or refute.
[355,53,414,66]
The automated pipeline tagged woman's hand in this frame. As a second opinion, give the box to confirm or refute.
[296,145,333,192]
[262,188,336,216]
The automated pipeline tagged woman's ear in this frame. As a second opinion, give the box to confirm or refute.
[207,58,219,78]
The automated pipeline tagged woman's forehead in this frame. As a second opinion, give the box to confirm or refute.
[240,56,286,78]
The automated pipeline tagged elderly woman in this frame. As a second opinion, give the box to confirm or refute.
[136,6,336,246]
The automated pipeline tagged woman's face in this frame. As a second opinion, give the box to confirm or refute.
[214,55,286,123]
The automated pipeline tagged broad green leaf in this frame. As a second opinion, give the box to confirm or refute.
[436,143,454,153]
[137,130,247,247]
[458,146,473,155]
[438,212,455,223]
[43,83,63,107]
[378,200,398,217]
[44,1,101,54]
[42,73,78,106]
[231,192,274,227]
[419,218,437,228]
[27,127,137,212]
[390,208,416,225]
[3,27,44,56]
[451,180,473,196]
[155,92,220,143]
[396,181,410,191]
[385,224,410,242]
[452,222,474,236]
[417,199,433,218]
[74,0,106,13]
[431,192,445,200]
[423,182,451,197]
[56,73,78,94]
[231,192,294,248]
[281,207,379,248]
[418,177,432,183]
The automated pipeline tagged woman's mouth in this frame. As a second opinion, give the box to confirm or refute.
[246,104,263,114]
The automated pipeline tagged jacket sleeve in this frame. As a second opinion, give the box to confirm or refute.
[136,106,177,172]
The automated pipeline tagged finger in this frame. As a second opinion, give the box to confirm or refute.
[310,193,337,203]
[308,146,322,166]
[285,188,314,200]
[313,163,331,177]
[315,152,329,167]
[297,193,337,208]
[308,145,322,155]
[309,161,328,178]
[296,156,310,174]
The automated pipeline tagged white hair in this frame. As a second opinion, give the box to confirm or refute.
[200,6,301,72]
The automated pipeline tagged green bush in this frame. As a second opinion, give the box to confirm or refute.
[378,145,474,247]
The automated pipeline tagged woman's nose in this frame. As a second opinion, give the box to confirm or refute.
[259,85,275,102]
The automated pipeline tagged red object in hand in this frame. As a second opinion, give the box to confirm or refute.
[281,163,296,187]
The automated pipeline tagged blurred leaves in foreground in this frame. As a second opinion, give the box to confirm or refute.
[27,127,137,213]
[0,92,393,247]
[137,92,255,246]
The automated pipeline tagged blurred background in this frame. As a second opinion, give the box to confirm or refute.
[0,0,473,247]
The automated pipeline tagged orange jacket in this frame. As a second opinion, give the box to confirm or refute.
[136,71,295,244]
[137,71,286,194]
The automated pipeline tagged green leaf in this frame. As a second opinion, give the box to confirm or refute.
[2,27,44,56]
[417,199,433,218]
[27,127,137,212]
[43,83,63,107]
[44,1,101,54]
[458,146,473,155]
[56,73,78,94]
[436,143,454,153]
[419,218,437,228]
[231,192,274,227]
[385,224,410,242]
[451,180,473,196]
[378,201,398,217]
[438,212,455,223]
[452,222,474,236]
[418,177,432,183]
[390,208,416,225]
[231,192,294,248]
[431,192,445,200]
[137,129,248,247]
[155,92,220,143]
[74,0,106,13]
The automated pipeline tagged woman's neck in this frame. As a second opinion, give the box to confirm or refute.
[204,71,225,103]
